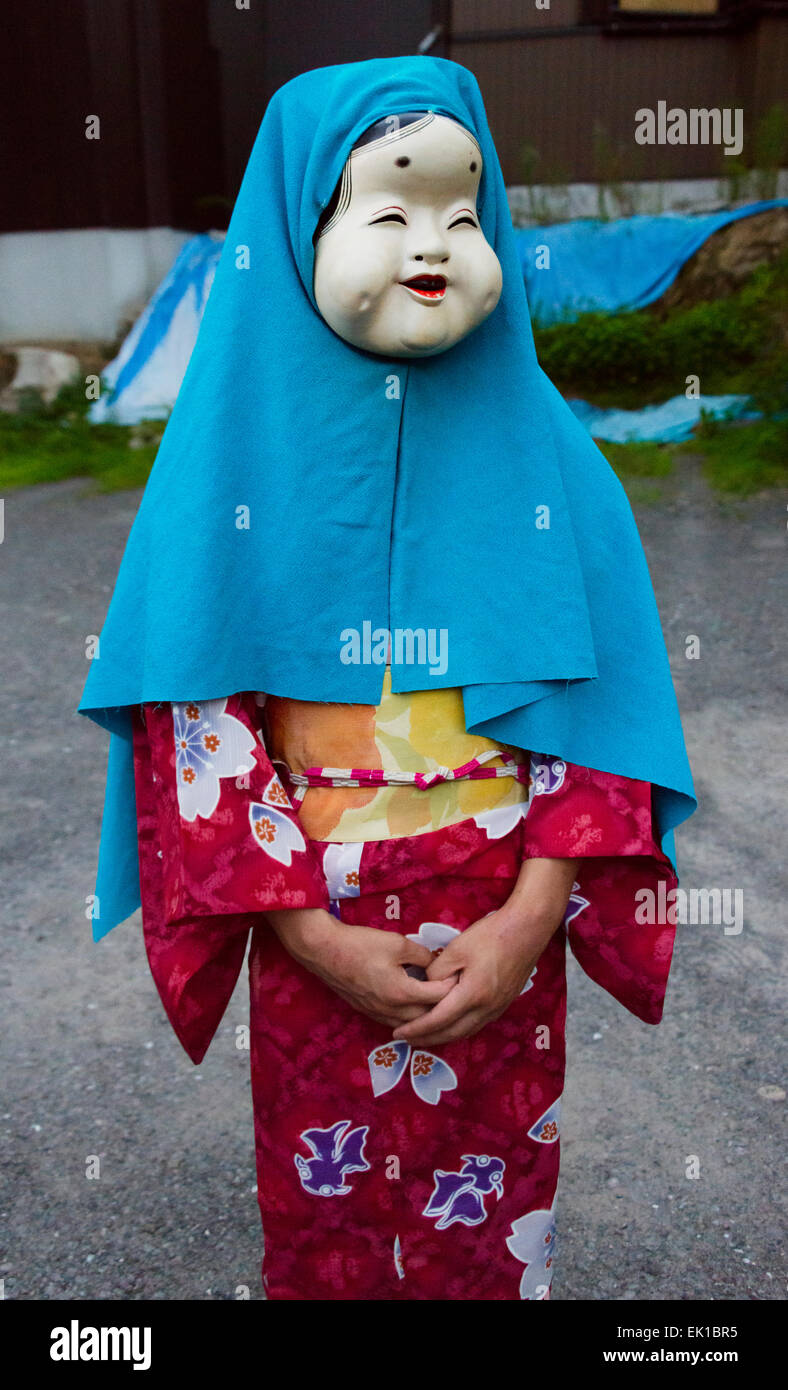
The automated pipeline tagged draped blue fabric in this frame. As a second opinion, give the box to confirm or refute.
[79,56,695,938]
[515,200,788,325]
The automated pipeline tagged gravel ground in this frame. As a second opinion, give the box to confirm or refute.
[0,460,785,1302]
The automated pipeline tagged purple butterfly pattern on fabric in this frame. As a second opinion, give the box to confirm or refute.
[530,753,567,796]
[294,1120,371,1197]
[422,1154,506,1229]
[565,881,590,924]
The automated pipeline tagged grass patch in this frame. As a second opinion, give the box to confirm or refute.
[599,423,788,499]
[593,439,677,505]
[0,385,160,492]
[679,416,788,495]
[594,439,675,478]
[618,479,670,506]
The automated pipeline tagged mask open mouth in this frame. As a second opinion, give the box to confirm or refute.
[400,274,448,302]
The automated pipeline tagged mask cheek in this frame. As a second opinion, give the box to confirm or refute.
[315,243,393,321]
[474,246,503,321]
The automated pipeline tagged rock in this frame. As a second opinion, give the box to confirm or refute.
[0,347,80,411]
[655,208,788,313]
[757,1084,785,1101]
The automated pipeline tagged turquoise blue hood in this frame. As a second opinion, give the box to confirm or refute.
[79,56,695,937]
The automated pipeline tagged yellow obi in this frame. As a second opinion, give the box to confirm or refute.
[262,666,529,842]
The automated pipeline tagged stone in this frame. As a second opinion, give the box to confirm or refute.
[656,208,788,313]
[0,346,80,410]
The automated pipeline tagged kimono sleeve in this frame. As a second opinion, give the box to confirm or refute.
[132,692,329,1063]
[523,754,677,1026]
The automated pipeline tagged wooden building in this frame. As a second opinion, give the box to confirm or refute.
[3,0,786,235]
[1,0,785,341]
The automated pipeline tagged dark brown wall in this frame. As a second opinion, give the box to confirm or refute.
[453,0,584,32]
[2,0,785,233]
[457,32,745,182]
[450,3,788,183]
[2,0,225,233]
[2,0,436,233]
[207,0,435,201]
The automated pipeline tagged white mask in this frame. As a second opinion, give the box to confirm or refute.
[313,113,503,358]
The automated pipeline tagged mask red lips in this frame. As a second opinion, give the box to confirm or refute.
[400,274,448,301]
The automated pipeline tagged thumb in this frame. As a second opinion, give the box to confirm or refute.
[400,939,434,968]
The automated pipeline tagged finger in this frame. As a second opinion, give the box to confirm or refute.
[396,938,434,968]
[392,975,456,1006]
[391,977,476,1041]
[391,1002,445,1023]
[330,976,453,1029]
[426,997,511,1046]
[323,979,400,1025]
[404,1009,490,1047]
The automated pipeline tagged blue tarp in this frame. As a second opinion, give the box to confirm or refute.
[92,203,784,435]
[568,394,758,444]
[89,234,223,425]
[515,199,788,326]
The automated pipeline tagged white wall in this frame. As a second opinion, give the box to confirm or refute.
[0,227,193,344]
[507,172,788,227]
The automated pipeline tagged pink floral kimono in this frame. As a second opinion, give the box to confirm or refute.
[132,691,676,1301]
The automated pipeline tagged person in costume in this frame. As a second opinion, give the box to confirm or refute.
[79,58,696,1301]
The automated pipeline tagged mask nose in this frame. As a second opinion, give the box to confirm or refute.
[405,218,449,266]
[414,248,449,266]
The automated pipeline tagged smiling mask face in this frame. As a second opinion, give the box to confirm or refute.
[313,113,503,357]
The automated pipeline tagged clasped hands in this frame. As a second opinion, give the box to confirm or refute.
[266,857,579,1048]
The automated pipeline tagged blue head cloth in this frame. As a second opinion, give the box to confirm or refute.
[79,56,696,937]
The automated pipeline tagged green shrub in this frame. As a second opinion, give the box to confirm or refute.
[534,248,788,400]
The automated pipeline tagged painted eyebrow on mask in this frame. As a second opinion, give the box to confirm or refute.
[369,205,407,221]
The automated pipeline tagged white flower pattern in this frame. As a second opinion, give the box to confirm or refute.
[249,772,307,865]
[172,698,257,821]
[506,1199,557,1300]
[368,1038,458,1106]
[322,842,363,899]
[472,799,531,840]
